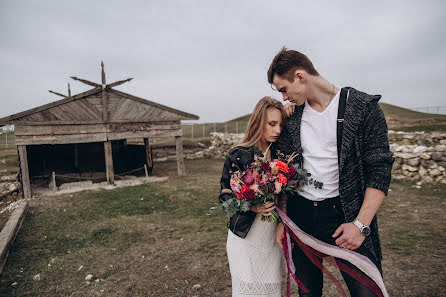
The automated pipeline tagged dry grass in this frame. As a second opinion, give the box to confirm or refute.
[0,159,445,296]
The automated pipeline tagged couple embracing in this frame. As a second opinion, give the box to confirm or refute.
[218,48,394,297]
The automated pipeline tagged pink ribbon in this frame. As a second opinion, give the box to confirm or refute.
[277,207,389,297]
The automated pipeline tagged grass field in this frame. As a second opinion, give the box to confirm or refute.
[0,159,445,297]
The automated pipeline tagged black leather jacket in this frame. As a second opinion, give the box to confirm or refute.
[219,145,278,238]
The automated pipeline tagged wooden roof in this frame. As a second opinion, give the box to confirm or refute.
[0,64,199,126]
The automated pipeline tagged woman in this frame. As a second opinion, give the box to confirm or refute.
[219,96,286,297]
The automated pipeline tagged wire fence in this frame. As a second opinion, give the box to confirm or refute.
[0,133,15,150]
[181,121,248,138]
[409,106,446,115]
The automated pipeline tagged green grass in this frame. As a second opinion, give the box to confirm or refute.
[0,159,445,296]
[379,103,446,120]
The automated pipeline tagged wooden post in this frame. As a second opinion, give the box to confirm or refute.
[101,61,108,122]
[143,138,153,174]
[51,171,56,192]
[175,136,185,176]
[74,144,79,169]
[17,145,31,199]
[144,164,149,182]
[104,141,115,184]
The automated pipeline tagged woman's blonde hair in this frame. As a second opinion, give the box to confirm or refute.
[239,96,285,148]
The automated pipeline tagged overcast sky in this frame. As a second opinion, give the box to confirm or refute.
[1,0,445,123]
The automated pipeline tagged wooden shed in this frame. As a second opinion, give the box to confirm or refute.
[0,63,199,198]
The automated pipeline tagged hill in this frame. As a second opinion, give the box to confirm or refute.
[226,103,446,131]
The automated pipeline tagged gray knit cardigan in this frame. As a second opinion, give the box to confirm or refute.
[279,87,395,266]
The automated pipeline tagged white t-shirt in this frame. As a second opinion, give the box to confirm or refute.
[299,88,341,201]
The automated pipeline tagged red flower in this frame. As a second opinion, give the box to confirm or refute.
[240,185,256,201]
[278,173,287,186]
[276,161,289,173]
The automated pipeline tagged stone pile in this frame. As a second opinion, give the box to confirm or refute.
[189,132,244,159]
[389,131,446,183]
[191,131,445,183]
[0,173,20,201]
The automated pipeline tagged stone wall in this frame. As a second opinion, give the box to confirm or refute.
[389,131,446,183]
[194,131,446,184]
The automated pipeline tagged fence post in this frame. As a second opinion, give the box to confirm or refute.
[51,171,57,192]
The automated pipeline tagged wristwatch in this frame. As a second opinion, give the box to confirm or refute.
[353,219,371,237]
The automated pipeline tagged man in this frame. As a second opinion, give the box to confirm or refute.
[268,47,394,297]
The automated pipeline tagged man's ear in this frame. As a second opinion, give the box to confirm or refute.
[294,70,305,83]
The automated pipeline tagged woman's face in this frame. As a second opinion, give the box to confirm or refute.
[262,107,283,143]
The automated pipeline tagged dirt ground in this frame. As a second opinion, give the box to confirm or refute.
[0,158,445,296]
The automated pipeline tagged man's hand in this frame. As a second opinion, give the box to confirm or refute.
[276,222,284,250]
[332,222,365,250]
[284,103,296,117]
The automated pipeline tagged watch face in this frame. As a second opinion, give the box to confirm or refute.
[362,226,371,236]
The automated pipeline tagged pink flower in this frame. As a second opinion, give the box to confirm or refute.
[274,180,282,194]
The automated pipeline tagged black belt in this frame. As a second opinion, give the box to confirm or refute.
[295,194,341,208]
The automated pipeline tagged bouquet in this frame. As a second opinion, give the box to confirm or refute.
[210,145,323,222]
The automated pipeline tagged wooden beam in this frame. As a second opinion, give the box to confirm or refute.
[70,76,100,88]
[17,145,31,199]
[15,133,107,146]
[107,78,133,89]
[104,141,114,184]
[48,90,68,98]
[175,136,185,176]
[68,83,71,97]
[144,138,153,174]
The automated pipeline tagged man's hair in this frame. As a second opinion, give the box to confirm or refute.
[267,47,319,84]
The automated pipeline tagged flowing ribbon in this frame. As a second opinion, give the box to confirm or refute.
[277,207,389,297]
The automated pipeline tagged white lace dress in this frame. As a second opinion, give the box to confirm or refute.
[226,214,283,297]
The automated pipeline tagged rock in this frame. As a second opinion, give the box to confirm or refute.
[439,166,445,172]
[406,158,420,167]
[419,153,431,160]
[423,176,434,183]
[395,152,419,159]
[429,168,441,177]
[419,166,427,177]
[431,152,443,161]
[192,284,202,290]
[413,146,428,154]
[85,274,93,281]
[392,163,401,170]
[33,274,42,281]
[440,140,446,145]
[434,145,446,152]
[402,164,418,172]
[78,265,84,271]
[11,282,17,286]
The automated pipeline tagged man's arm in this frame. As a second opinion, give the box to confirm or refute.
[333,187,384,250]
[333,100,394,250]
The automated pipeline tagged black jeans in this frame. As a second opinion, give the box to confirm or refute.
[288,195,381,297]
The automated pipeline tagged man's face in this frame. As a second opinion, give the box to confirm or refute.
[272,72,306,105]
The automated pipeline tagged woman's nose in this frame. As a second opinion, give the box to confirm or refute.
[282,93,288,101]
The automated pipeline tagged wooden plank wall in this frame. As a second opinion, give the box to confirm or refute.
[14,123,182,145]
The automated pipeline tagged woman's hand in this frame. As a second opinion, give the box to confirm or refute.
[284,103,296,117]
[251,201,276,216]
